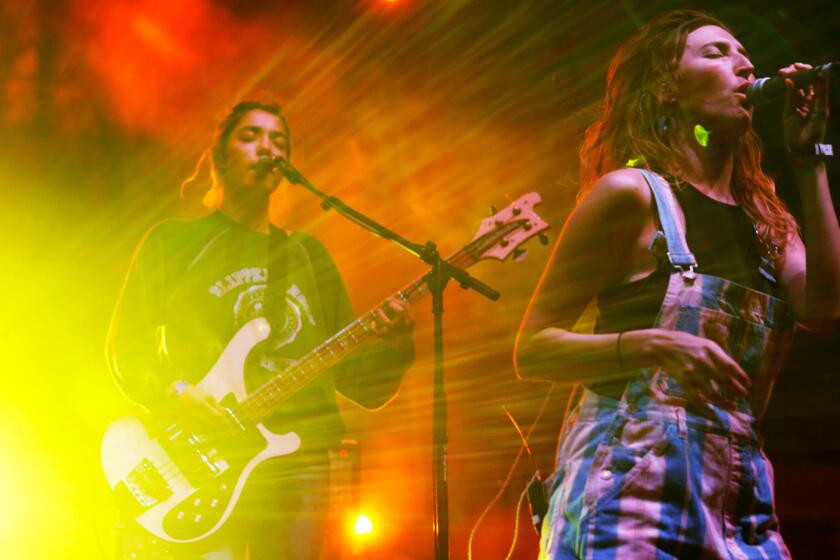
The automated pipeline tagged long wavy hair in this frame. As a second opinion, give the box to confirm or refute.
[181,100,290,209]
[579,9,797,249]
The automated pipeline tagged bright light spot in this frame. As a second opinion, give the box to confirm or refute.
[354,514,374,535]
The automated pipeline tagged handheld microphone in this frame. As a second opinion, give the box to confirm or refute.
[746,62,836,106]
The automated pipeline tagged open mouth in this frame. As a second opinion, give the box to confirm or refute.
[733,83,752,107]
[734,82,751,96]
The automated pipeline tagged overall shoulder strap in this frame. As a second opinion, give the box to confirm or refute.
[637,169,698,280]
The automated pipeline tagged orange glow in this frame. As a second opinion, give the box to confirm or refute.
[2,2,578,557]
[13,2,837,560]
[73,0,277,138]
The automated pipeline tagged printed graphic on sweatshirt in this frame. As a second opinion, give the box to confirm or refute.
[233,282,316,349]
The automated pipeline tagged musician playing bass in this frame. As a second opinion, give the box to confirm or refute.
[107,100,415,560]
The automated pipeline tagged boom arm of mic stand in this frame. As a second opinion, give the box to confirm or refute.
[419,243,499,301]
[282,162,500,301]
[281,161,498,560]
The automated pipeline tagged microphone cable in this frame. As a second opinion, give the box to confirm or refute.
[466,382,555,560]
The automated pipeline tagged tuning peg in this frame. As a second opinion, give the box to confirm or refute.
[513,248,528,262]
[539,233,550,246]
[512,206,521,216]
[489,205,498,215]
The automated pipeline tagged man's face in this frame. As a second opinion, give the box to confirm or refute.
[221,109,289,196]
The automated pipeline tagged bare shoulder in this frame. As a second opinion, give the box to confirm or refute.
[575,168,653,225]
[588,168,651,204]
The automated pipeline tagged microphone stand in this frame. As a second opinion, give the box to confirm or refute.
[279,161,499,560]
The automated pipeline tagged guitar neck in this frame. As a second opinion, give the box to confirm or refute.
[240,241,487,423]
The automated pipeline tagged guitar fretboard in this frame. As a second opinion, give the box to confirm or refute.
[239,217,531,423]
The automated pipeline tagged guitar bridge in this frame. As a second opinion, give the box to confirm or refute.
[115,458,172,512]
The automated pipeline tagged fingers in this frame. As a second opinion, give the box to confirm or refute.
[708,347,751,397]
[781,61,829,121]
[682,340,750,399]
[370,297,414,336]
[778,61,812,78]
[168,383,231,434]
[784,76,814,119]
[662,332,751,402]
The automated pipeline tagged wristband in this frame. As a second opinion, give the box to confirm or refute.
[616,332,628,371]
[787,143,833,168]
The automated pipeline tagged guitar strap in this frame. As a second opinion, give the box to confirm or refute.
[266,225,290,343]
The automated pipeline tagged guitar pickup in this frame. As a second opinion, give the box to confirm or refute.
[114,458,173,514]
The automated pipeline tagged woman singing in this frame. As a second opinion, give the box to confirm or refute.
[515,9,838,559]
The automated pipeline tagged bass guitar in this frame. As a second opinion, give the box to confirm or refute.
[101,192,548,543]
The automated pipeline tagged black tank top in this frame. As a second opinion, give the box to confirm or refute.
[590,181,779,398]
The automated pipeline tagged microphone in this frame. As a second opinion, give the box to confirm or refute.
[254,156,303,184]
[254,156,306,187]
[746,62,836,106]
[273,158,304,184]
[254,157,279,176]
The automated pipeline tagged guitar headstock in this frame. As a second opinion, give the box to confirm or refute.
[467,192,550,263]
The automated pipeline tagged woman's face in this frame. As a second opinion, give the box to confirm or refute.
[675,25,755,137]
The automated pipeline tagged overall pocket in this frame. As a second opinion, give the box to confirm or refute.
[657,305,775,405]
[583,416,674,512]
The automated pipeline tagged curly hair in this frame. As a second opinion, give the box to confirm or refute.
[579,9,798,249]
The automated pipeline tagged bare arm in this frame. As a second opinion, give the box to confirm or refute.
[515,168,651,385]
[515,168,750,397]
[777,67,840,327]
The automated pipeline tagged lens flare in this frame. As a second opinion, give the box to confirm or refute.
[353,513,374,535]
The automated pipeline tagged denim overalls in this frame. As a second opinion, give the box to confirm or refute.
[540,170,796,559]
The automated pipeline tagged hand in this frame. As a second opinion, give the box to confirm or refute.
[646,329,751,401]
[161,380,232,435]
[781,62,829,153]
[370,296,414,343]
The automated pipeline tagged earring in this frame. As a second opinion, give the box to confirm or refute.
[657,114,675,136]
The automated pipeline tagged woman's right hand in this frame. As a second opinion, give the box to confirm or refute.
[160,380,233,435]
[623,329,751,400]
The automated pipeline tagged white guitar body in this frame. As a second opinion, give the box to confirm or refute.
[101,318,302,543]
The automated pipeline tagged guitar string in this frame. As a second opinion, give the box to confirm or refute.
[131,215,535,508]
[240,217,530,422]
